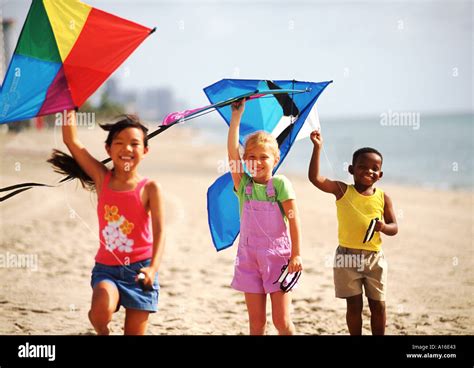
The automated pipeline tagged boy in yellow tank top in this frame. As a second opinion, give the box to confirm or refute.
[308,131,398,335]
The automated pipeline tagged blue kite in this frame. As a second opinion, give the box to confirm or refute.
[204,79,332,251]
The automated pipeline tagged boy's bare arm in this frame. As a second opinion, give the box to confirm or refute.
[308,131,346,199]
[375,193,398,236]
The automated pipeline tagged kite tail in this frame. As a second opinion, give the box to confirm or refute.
[47,149,95,191]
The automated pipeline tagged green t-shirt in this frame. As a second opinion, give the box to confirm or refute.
[234,173,296,220]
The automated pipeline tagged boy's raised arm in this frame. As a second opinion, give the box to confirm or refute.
[308,131,346,199]
[62,110,107,186]
[228,100,245,190]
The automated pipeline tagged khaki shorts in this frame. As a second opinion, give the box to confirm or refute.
[333,245,387,301]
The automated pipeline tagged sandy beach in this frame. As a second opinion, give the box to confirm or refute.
[0,126,472,335]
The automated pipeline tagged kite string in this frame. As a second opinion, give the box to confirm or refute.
[52,101,238,273]
[240,80,299,256]
[52,122,138,276]
[320,144,374,221]
[240,82,300,248]
[64,189,138,276]
[0,90,308,200]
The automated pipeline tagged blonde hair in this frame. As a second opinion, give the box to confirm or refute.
[243,131,280,159]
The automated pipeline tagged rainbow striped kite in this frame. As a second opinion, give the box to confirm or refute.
[0,0,155,124]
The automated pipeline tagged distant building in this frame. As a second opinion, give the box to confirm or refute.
[137,87,176,121]
[1,18,15,83]
[101,78,186,122]
[0,18,28,132]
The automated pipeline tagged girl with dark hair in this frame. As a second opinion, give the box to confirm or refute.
[49,110,165,335]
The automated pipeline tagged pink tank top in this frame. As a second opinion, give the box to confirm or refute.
[95,171,153,265]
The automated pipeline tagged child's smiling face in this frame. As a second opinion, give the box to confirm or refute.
[350,152,383,186]
[106,127,148,172]
[244,144,279,181]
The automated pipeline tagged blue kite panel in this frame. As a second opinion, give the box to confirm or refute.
[205,79,332,251]
[0,54,60,124]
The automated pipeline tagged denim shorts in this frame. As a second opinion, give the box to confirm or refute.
[91,258,159,312]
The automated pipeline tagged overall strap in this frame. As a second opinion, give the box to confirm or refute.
[245,181,253,198]
[244,178,276,202]
[266,178,276,198]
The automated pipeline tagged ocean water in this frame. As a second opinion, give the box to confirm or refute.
[194,113,473,190]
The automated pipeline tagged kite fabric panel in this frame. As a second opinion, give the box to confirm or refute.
[0,0,154,124]
[205,79,332,251]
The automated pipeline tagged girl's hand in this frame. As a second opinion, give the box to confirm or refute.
[137,266,156,289]
[231,99,245,116]
[288,255,303,274]
[310,130,323,148]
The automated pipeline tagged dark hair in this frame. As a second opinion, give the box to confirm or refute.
[101,115,148,148]
[48,115,148,191]
[352,147,383,165]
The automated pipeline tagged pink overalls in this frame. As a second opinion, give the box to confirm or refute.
[231,178,293,294]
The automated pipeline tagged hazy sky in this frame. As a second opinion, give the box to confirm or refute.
[2,0,472,117]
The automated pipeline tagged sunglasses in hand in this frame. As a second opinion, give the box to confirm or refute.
[363,217,379,243]
[273,261,301,292]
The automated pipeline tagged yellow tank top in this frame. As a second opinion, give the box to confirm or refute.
[336,185,384,251]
